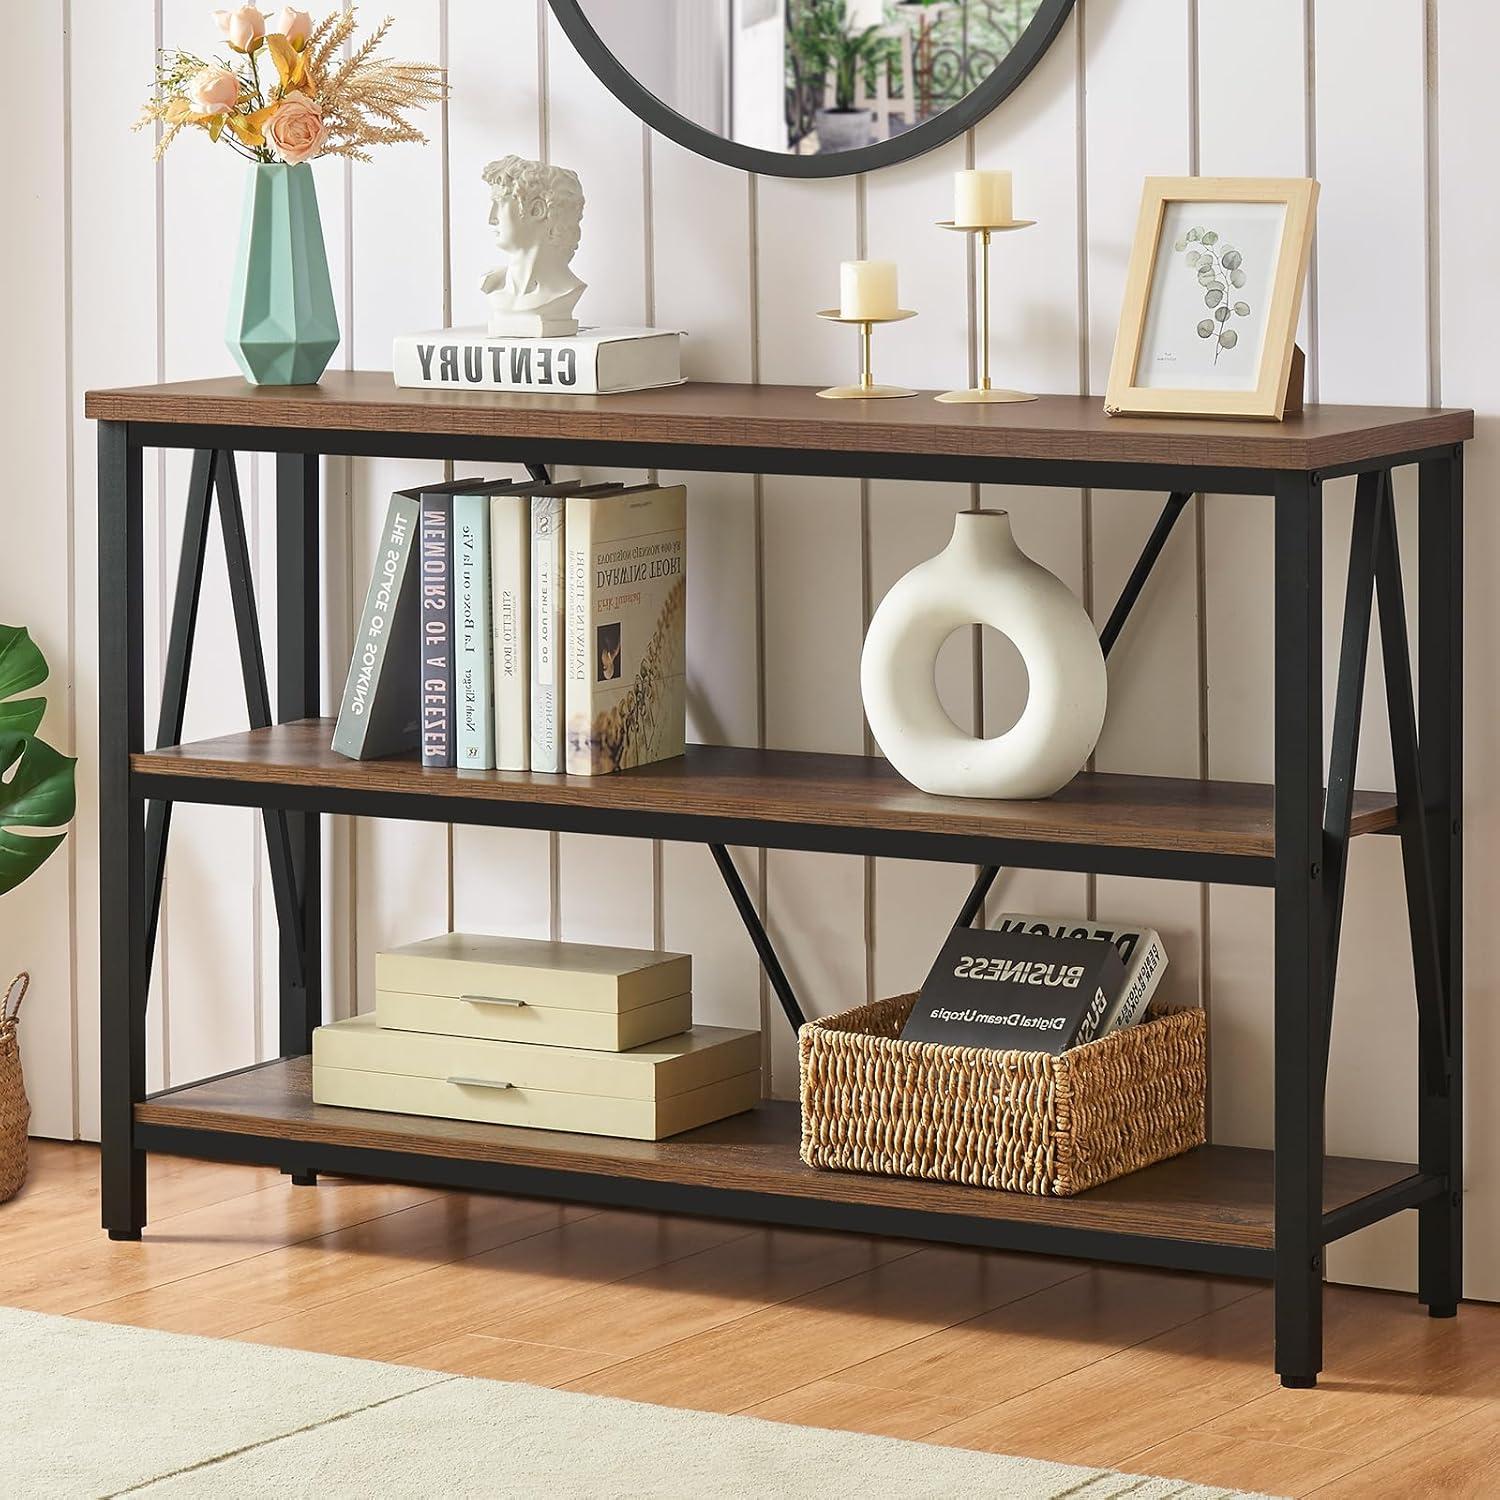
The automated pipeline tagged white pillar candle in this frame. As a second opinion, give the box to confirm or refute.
[839,259,899,320]
[954,168,1012,227]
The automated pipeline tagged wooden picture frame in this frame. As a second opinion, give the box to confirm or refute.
[1104,177,1319,421]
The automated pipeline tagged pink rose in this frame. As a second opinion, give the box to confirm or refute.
[273,6,312,48]
[214,5,266,51]
[265,91,327,165]
[188,66,240,116]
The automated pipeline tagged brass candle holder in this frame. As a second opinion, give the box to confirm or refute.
[934,218,1037,404]
[815,309,918,399]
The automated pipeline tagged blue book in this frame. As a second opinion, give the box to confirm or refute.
[454,490,495,770]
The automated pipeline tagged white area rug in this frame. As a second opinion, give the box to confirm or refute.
[2,1307,1278,1498]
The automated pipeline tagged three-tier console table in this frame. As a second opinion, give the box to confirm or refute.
[86,373,1471,1388]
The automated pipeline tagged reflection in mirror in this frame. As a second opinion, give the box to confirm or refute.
[573,0,1049,158]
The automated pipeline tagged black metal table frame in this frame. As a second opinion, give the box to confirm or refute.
[97,416,1465,1390]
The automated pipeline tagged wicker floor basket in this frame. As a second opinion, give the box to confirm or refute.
[799,994,1206,1197]
[0,974,31,1205]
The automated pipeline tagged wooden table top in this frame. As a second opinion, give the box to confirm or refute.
[85,372,1473,472]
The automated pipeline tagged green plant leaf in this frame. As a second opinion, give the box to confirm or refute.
[0,626,47,740]
[1202,230,1219,245]
[1220,328,1239,349]
[1197,319,1215,338]
[1198,268,1218,286]
[1205,286,1224,307]
[1234,300,1251,316]
[0,734,75,896]
[1186,227,1203,241]
[1221,248,1243,271]
[1215,305,1231,322]
[1185,250,1201,267]
[1174,239,1188,252]
[1231,268,1247,288]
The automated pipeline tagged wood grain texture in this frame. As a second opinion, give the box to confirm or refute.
[13,1145,1500,1497]
[132,1057,1420,1251]
[82,372,1473,473]
[132,719,1398,859]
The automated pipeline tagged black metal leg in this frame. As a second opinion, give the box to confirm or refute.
[99,422,148,1240]
[1273,473,1326,1388]
[708,844,807,1032]
[960,491,1194,928]
[144,450,218,978]
[1417,451,1464,1317]
[277,452,321,1056]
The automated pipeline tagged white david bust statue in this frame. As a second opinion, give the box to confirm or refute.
[480,155,587,337]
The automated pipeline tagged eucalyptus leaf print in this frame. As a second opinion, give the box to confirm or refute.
[1176,230,1249,363]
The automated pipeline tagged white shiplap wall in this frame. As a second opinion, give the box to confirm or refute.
[6,0,1497,1299]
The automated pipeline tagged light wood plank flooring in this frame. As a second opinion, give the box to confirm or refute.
[7,1142,1499,1497]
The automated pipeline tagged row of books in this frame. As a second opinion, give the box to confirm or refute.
[332,476,687,775]
[901,913,1169,1053]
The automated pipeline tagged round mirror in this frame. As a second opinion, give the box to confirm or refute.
[547,0,1076,178]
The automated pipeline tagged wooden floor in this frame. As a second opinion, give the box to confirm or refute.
[7,1144,1500,1497]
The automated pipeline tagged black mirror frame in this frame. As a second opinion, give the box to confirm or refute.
[545,0,1078,179]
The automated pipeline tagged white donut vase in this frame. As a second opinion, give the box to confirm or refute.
[861,510,1106,800]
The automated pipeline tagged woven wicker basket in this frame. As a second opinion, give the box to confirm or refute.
[0,974,31,1205]
[799,994,1206,1196]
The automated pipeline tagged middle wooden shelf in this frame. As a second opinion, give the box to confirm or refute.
[132,717,1398,886]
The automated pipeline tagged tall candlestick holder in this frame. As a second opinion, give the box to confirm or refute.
[934,218,1037,404]
[815,308,918,399]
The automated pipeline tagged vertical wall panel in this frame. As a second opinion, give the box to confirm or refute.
[1438,0,1500,1302]
[347,3,450,1014]
[1081,0,1203,1010]
[65,0,165,1138]
[651,134,763,1032]
[447,0,554,945]
[758,176,865,1093]
[975,13,1090,925]
[546,8,656,950]
[3,1,73,1136]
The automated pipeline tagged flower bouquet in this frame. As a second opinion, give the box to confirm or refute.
[136,7,445,384]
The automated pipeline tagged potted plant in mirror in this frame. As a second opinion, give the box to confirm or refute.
[0,626,77,1205]
[786,0,890,153]
[135,6,445,385]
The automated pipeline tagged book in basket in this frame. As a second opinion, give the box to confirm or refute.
[900,927,1127,1054]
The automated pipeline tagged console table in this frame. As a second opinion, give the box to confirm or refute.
[86,373,1472,1389]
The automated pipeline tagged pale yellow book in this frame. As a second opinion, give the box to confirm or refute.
[375,988,692,1052]
[564,484,687,775]
[376,932,691,1012]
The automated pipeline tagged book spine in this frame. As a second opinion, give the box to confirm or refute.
[454,494,494,769]
[564,495,596,775]
[393,336,602,394]
[419,493,455,768]
[530,494,564,773]
[332,492,420,759]
[1107,930,1168,1031]
[491,492,530,771]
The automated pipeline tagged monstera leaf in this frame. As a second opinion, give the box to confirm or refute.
[0,625,76,896]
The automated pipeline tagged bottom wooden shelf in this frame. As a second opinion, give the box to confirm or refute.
[135,1058,1422,1269]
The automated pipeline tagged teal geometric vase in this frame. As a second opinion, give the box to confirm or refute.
[226,163,340,385]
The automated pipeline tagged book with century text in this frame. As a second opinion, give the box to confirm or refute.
[565,485,688,776]
[392,327,684,395]
[900,927,1127,1054]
